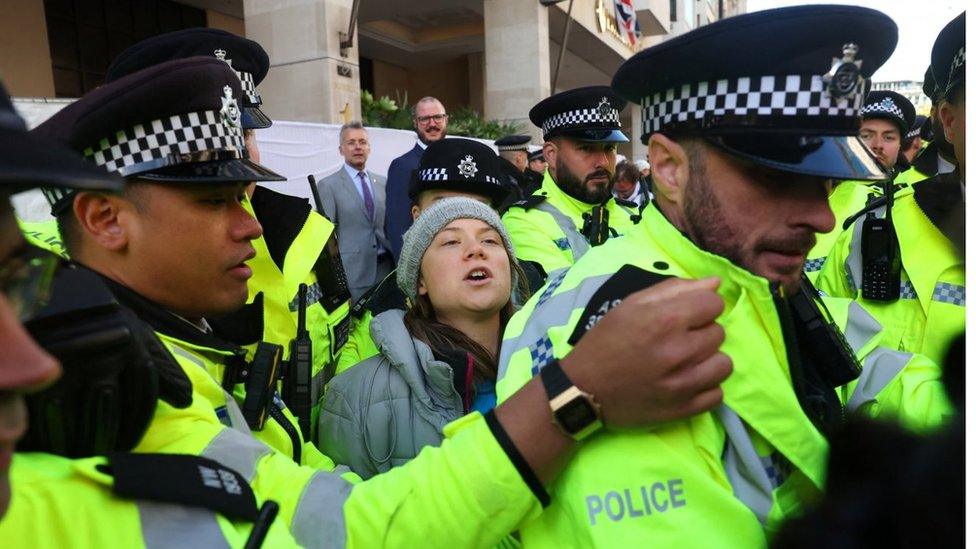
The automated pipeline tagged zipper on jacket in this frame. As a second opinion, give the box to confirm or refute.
[269,397,303,463]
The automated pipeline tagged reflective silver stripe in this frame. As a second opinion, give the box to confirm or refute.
[844,301,883,354]
[716,405,776,525]
[844,203,885,294]
[201,428,273,483]
[847,347,914,412]
[932,281,966,306]
[138,500,230,549]
[223,394,252,434]
[168,344,208,370]
[311,367,328,405]
[536,202,589,262]
[291,469,355,548]
[497,273,612,380]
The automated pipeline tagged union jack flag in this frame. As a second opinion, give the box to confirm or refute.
[614,0,642,47]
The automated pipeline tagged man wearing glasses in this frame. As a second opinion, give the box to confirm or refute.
[384,96,449,260]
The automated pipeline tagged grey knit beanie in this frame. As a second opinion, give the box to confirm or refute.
[397,197,518,300]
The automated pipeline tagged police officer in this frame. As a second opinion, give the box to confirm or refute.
[0,82,299,548]
[525,148,546,193]
[497,6,948,546]
[502,87,634,277]
[894,66,958,185]
[31,59,735,546]
[903,114,927,163]
[494,134,533,201]
[818,11,965,362]
[103,27,352,445]
[805,90,916,280]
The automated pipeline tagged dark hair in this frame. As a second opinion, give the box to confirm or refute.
[403,255,528,381]
[614,161,640,184]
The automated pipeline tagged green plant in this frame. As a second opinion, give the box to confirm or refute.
[360,90,412,130]
[447,106,523,140]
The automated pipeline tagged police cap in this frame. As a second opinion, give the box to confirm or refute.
[33,57,284,213]
[409,138,509,208]
[861,90,916,137]
[613,5,898,181]
[494,135,531,152]
[106,28,273,129]
[530,86,629,143]
[931,11,965,101]
[0,82,121,194]
[907,114,927,141]
[527,148,544,162]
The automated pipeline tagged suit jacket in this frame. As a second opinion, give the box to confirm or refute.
[384,143,425,261]
[317,166,391,300]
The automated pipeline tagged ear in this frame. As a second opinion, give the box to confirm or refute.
[939,101,958,144]
[417,275,428,297]
[410,204,421,220]
[647,133,690,204]
[542,140,559,170]
[73,191,130,252]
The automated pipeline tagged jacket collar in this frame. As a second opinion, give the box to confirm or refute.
[93,268,241,355]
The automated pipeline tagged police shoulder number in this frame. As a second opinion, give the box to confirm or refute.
[568,264,672,345]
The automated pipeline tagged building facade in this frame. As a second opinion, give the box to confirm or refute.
[3,0,745,160]
[871,80,932,116]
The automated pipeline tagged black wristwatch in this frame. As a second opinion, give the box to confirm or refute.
[540,360,603,441]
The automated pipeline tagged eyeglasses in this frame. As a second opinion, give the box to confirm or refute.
[0,244,59,321]
[415,114,448,124]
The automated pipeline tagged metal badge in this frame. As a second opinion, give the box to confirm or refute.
[823,43,863,99]
[597,96,613,117]
[879,96,897,114]
[220,85,242,129]
[457,155,478,178]
[214,48,233,68]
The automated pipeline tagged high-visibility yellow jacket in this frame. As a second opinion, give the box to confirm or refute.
[497,203,948,547]
[502,171,635,276]
[804,181,879,282]
[0,453,299,548]
[816,172,964,363]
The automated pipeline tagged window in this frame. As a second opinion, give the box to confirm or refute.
[44,0,206,97]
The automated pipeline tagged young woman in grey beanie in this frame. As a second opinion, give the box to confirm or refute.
[318,197,527,479]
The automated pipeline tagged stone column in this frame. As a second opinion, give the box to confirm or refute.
[243,0,361,124]
[483,0,551,141]
[627,103,648,164]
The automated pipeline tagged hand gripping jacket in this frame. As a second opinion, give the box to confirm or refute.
[496,204,949,547]
[0,453,299,548]
[816,172,965,362]
[502,170,635,276]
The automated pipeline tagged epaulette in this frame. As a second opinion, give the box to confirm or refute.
[508,194,547,210]
[568,264,673,345]
[351,270,406,318]
[842,195,887,230]
[104,453,261,521]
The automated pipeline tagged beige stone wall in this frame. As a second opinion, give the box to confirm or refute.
[206,10,246,36]
[0,0,55,97]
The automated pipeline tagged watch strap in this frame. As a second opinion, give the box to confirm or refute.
[540,359,573,399]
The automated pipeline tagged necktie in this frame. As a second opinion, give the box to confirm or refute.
[358,172,375,220]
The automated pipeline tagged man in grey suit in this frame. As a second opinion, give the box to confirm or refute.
[317,122,393,300]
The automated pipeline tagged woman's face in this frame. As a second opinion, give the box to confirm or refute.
[418,218,512,322]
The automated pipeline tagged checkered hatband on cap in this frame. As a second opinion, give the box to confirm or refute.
[417,167,500,185]
[236,70,262,105]
[861,96,904,120]
[905,125,921,139]
[418,168,449,182]
[542,104,621,135]
[83,110,245,177]
[640,73,866,136]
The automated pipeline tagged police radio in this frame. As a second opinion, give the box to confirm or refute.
[860,179,902,302]
[283,283,313,440]
[790,277,862,387]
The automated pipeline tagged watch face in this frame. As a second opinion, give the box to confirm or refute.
[555,395,599,432]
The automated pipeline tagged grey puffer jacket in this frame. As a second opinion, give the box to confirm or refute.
[317,309,466,479]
